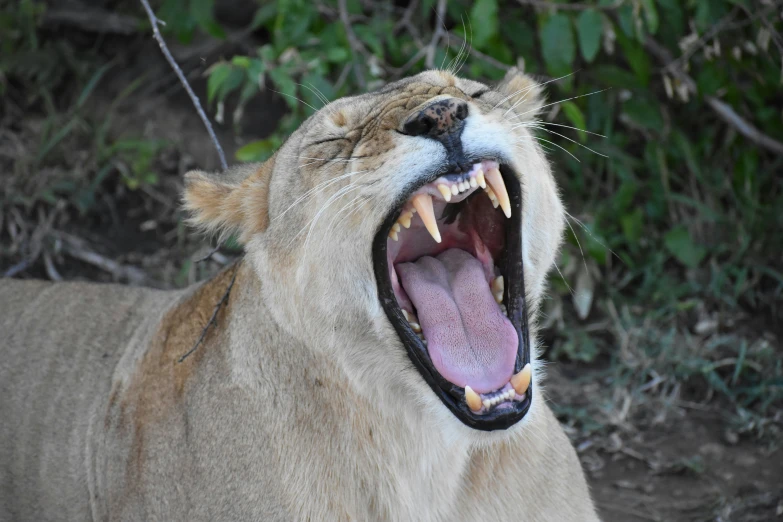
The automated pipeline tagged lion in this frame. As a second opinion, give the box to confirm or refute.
[0,69,599,521]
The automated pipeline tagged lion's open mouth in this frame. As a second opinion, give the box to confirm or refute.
[372,160,532,431]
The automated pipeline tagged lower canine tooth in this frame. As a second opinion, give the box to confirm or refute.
[511,363,532,395]
[491,275,504,294]
[465,386,482,412]
[437,184,452,202]
[411,193,441,243]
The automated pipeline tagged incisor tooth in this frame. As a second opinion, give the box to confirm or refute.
[511,363,531,395]
[389,229,399,241]
[412,193,441,243]
[399,211,413,228]
[465,386,482,412]
[409,322,422,333]
[392,222,401,233]
[494,291,503,304]
[402,309,410,322]
[437,184,452,202]
[450,184,459,196]
[483,399,492,409]
[485,167,511,218]
[469,177,478,188]
[476,169,487,189]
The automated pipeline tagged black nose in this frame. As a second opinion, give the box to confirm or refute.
[402,98,469,137]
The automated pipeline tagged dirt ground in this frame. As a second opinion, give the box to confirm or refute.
[2,32,781,522]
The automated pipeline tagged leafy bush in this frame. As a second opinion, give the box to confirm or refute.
[196,0,783,415]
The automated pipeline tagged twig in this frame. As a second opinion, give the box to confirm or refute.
[195,243,222,263]
[43,5,141,34]
[178,267,238,363]
[2,257,35,278]
[57,233,147,285]
[138,0,228,170]
[644,38,783,156]
[426,0,448,69]
[515,0,624,10]
[337,0,367,90]
[42,251,63,281]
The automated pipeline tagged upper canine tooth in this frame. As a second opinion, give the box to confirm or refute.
[511,363,532,395]
[437,184,452,202]
[485,167,511,218]
[412,193,441,243]
[476,169,487,189]
[465,386,482,412]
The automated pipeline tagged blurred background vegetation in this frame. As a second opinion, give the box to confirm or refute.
[1,0,782,445]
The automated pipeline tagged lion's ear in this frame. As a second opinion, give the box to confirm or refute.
[183,157,275,243]
[496,68,545,119]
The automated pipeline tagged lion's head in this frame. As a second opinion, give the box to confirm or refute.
[184,69,565,433]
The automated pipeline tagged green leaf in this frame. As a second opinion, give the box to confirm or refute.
[621,208,644,244]
[235,139,278,162]
[576,9,602,63]
[561,101,587,143]
[623,97,663,130]
[269,67,298,110]
[664,226,706,268]
[539,14,575,79]
[207,63,231,104]
[640,0,659,34]
[470,0,499,49]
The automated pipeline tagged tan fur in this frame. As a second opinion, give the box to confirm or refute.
[0,69,598,521]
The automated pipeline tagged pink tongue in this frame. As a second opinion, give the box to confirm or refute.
[396,248,518,393]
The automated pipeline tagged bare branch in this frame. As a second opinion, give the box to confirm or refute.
[644,38,783,156]
[338,0,367,90]
[138,0,228,170]
[426,0,448,69]
[179,266,238,363]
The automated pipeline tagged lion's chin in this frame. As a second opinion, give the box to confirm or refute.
[372,160,533,431]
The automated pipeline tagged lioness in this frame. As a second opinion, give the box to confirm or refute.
[0,69,599,521]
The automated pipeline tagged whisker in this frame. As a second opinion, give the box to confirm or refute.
[516,137,580,163]
[513,88,609,120]
[564,210,623,264]
[495,72,578,111]
[525,124,609,158]
[274,169,370,222]
[529,121,607,138]
[269,89,320,113]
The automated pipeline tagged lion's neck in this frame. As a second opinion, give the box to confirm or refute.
[223,262,482,520]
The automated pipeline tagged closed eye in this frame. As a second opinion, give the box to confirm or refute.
[472,90,490,99]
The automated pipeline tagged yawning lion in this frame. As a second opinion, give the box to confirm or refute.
[0,69,599,521]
